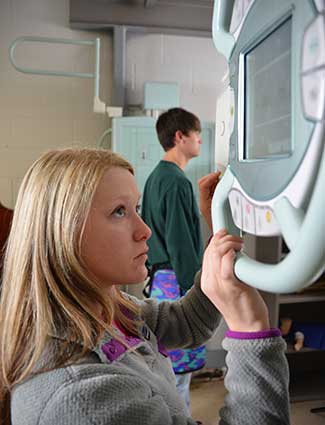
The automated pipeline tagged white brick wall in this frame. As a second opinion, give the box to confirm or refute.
[0,0,228,209]
[125,32,228,122]
[0,0,113,208]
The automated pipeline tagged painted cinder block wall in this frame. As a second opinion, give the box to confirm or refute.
[0,0,112,209]
[125,31,227,122]
[0,0,227,209]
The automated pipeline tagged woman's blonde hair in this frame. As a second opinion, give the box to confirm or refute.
[0,148,142,423]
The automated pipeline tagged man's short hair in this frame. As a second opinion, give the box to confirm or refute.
[156,108,201,152]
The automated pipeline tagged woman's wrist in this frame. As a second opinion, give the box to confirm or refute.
[226,318,270,333]
[226,328,281,340]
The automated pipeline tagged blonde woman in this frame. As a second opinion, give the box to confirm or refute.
[0,148,289,425]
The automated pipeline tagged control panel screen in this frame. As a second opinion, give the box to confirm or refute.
[244,17,292,160]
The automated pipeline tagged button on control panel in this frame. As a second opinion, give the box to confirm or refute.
[255,206,281,236]
[228,190,243,230]
[314,0,325,13]
[302,14,325,73]
[242,198,255,234]
[302,69,325,121]
[228,189,280,236]
[301,12,325,122]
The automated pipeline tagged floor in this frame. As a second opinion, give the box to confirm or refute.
[190,379,325,425]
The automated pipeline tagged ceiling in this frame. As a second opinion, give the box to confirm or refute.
[70,0,214,35]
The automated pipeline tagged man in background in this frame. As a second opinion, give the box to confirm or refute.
[141,107,204,414]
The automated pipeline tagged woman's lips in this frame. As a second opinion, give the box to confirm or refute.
[134,249,148,260]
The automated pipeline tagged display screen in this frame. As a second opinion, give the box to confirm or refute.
[244,17,292,160]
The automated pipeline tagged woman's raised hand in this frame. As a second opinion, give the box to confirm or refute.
[198,171,221,231]
[201,229,270,332]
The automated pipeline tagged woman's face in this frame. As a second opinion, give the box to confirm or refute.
[81,166,151,287]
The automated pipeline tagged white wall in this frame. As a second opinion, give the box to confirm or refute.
[0,0,229,209]
[125,32,228,122]
[0,0,113,209]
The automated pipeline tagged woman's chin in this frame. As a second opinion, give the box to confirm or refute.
[130,267,148,284]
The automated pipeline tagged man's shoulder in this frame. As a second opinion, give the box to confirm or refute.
[156,162,189,182]
[146,162,179,185]
[144,162,192,201]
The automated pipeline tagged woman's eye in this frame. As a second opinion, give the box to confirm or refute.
[136,204,141,215]
[113,206,126,217]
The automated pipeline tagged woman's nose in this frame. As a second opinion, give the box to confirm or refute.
[134,215,152,241]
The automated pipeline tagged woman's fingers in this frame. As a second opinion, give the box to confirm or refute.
[198,172,221,205]
[209,230,243,251]
[210,240,242,259]
[198,171,221,191]
[201,229,270,332]
[198,173,222,231]
[213,228,228,238]
[220,249,237,280]
[204,232,243,276]
[202,230,244,291]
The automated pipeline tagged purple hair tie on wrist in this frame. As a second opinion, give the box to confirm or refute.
[226,328,281,340]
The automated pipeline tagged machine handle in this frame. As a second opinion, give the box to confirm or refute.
[212,0,236,60]
[9,36,105,113]
[9,36,97,80]
[212,150,325,294]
